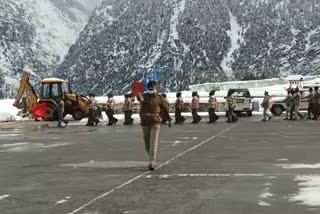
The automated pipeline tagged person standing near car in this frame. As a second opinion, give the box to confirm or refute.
[291,88,304,120]
[304,87,314,119]
[191,92,202,123]
[137,81,171,170]
[226,93,238,123]
[208,90,219,123]
[283,89,293,120]
[261,91,273,121]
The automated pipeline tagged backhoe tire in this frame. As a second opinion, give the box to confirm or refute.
[72,110,84,121]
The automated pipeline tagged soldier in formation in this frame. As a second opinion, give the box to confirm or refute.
[122,93,134,125]
[261,91,272,121]
[137,81,171,170]
[86,93,100,126]
[310,86,320,120]
[174,92,185,124]
[106,94,118,126]
[57,96,68,128]
[160,94,170,124]
[291,88,304,120]
[191,91,202,123]
[283,89,293,120]
[226,93,238,123]
[208,90,219,123]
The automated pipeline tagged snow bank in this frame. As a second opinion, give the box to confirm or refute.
[290,176,320,206]
[0,99,19,122]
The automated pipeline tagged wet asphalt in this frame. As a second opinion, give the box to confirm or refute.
[0,115,320,214]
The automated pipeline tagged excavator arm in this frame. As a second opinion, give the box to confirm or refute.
[13,72,38,112]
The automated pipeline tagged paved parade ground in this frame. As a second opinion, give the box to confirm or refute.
[1,116,320,214]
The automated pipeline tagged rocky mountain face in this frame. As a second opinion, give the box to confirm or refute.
[56,0,320,95]
[0,0,103,98]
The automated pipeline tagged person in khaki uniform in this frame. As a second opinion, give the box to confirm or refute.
[283,89,293,120]
[160,94,170,124]
[174,92,185,124]
[191,91,202,123]
[122,94,134,125]
[208,90,219,123]
[57,97,68,127]
[291,88,304,120]
[226,93,238,123]
[86,93,100,126]
[311,86,320,120]
[303,87,314,119]
[137,81,171,170]
[261,91,272,121]
[106,94,118,126]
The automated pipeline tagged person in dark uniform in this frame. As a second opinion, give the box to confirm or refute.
[87,93,100,126]
[137,81,171,170]
[106,94,118,126]
[123,93,134,125]
[174,92,185,124]
[191,91,201,123]
[208,90,219,123]
[160,94,170,124]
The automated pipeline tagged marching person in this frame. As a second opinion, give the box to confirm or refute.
[291,88,304,120]
[191,91,202,123]
[122,93,134,125]
[226,93,238,123]
[160,94,170,124]
[304,87,314,119]
[106,94,118,126]
[261,91,273,121]
[283,89,293,120]
[57,96,68,128]
[311,86,320,120]
[137,81,171,170]
[86,93,100,126]
[174,92,185,124]
[208,90,219,123]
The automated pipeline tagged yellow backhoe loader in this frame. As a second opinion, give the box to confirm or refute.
[13,72,89,121]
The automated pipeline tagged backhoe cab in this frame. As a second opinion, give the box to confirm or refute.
[14,73,89,121]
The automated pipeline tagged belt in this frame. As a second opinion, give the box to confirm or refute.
[141,113,159,116]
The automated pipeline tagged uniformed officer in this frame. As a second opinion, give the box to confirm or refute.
[191,91,202,123]
[174,92,185,124]
[57,97,68,127]
[304,87,314,119]
[122,93,134,125]
[226,93,238,123]
[291,88,304,120]
[261,91,272,121]
[160,94,170,124]
[311,86,320,120]
[283,89,293,120]
[106,94,118,126]
[137,81,171,170]
[208,90,219,123]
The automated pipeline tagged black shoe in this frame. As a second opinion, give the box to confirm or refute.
[261,119,266,122]
[148,163,155,171]
[207,121,213,124]
[107,123,113,126]
[268,117,272,121]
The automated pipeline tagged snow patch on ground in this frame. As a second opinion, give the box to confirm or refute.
[277,163,320,169]
[290,176,320,206]
[276,159,289,162]
[0,99,20,122]
[0,194,10,201]
[259,201,271,206]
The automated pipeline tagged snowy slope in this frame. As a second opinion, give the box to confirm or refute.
[57,0,320,95]
[0,0,100,98]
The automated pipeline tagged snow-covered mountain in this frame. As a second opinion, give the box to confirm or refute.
[56,0,320,95]
[0,0,103,98]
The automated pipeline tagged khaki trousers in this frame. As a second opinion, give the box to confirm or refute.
[263,108,272,120]
[142,124,160,165]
